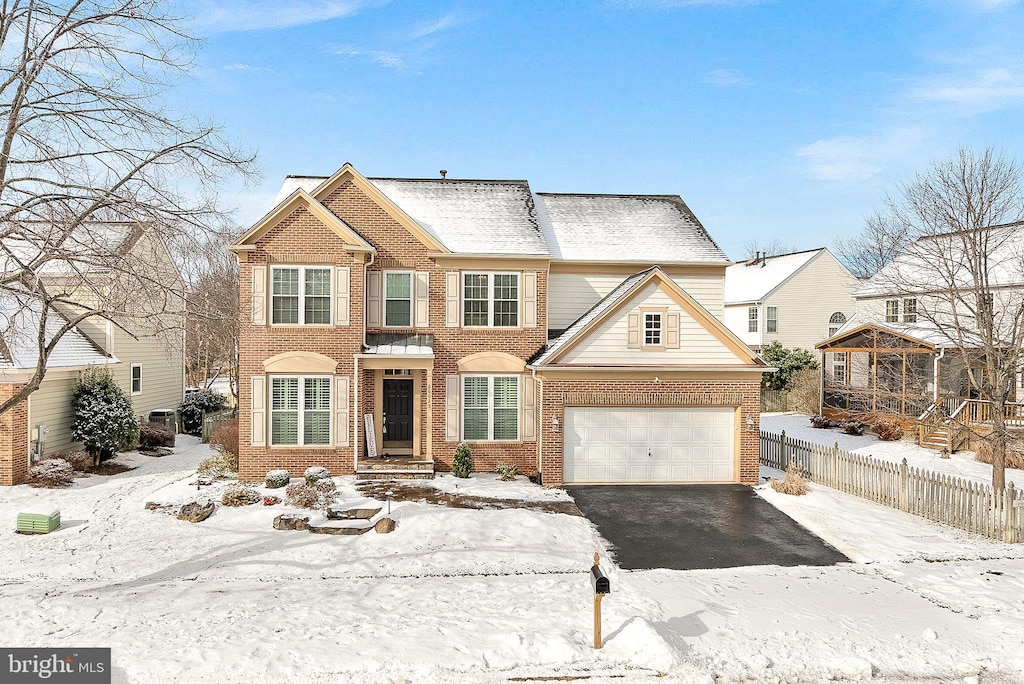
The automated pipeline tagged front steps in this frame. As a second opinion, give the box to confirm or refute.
[919,426,950,451]
[356,457,435,480]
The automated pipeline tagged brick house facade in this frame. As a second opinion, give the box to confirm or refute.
[231,164,766,486]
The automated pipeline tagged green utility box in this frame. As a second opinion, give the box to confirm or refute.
[16,509,60,534]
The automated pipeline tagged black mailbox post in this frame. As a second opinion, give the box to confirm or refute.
[591,552,610,648]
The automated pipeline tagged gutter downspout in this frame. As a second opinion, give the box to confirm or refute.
[354,250,376,471]
[532,366,542,486]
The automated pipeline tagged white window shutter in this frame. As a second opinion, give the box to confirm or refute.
[335,375,350,447]
[445,272,460,328]
[666,312,680,349]
[523,271,538,329]
[335,267,350,326]
[627,310,641,349]
[445,375,460,441]
[251,265,267,326]
[367,271,381,328]
[521,375,536,442]
[414,271,430,328]
[251,376,266,447]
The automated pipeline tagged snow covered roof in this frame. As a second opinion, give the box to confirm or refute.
[363,333,434,356]
[531,268,655,365]
[369,179,548,255]
[854,222,1024,298]
[818,312,982,350]
[0,292,116,371]
[2,222,142,276]
[269,174,727,262]
[535,193,728,263]
[724,249,825,304]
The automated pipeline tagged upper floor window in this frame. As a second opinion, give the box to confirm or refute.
[885,299,899,323]
[766,306,778,334]
[902,298,917,323]
[130,364,142,395]
[464,272,519,327]
[748,306,758,333]
[644,313,662,346]
[270,376,331,446]
[384,272,412,327]
[272,266,331,325]
[462,375,518,441]
[828,311,847,337]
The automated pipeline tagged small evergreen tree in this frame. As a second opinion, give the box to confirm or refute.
[760,342,819,391]
[179,389,227,435]
[451,442,473,478]
[71,368,139,464]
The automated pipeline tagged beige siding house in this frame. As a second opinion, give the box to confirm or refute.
[724,248,859,352]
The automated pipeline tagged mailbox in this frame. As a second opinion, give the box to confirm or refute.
[591,564,610,595]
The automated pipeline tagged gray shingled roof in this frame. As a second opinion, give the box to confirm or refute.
[363,333,434,356]
[534,193,728,263]
[531,268,656,365]
[0,292,116,371]
[369,178,548,255]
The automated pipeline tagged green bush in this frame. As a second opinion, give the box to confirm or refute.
[265,469,290,488]
[303,466,331,483]
[71,367,139,463]
[495,462,518,481]
[452,443,472,478]
[760,342,819,391]
[179,389,227,435]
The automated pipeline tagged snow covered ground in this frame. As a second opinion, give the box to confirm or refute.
[762,411,1024,488]
[3,436,1024,682]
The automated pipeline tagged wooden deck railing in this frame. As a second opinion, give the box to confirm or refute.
[761,430,1022,543]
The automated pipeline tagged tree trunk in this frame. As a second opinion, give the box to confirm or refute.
[991,397,1007,491]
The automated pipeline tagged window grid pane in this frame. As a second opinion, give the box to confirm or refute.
[273,268,299,296]
[386,273,411,298]
[644,313,662,345]
[886,300,899,323]
[464,274,489,326]
[766,307,778,334]
[748,307,758,333]
[493,274,518,327]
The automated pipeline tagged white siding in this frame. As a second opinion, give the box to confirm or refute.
[559,284,745,366]
[548,272,724,329]
[724,304,761,349]
[28,373,81,455]
[762,252,859,351]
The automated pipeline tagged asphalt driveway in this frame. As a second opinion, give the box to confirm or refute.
[567,484,849,570]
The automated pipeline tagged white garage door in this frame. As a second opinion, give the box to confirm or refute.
[563,407,736,484]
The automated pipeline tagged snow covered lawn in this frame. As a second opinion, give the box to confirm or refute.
[4,435,1024,682]
[762,411,1024,488]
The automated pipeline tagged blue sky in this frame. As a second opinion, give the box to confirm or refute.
[177,0,1024,259]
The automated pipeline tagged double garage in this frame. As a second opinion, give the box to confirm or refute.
[562,406,738,484]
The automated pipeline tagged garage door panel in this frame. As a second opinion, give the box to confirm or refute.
[563,407,735,484]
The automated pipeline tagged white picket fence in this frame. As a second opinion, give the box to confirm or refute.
[761,430,1023,543]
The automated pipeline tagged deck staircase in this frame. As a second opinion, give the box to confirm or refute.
[919,425,952,451]
[356,457,435,480]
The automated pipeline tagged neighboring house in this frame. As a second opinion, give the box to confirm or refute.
[723,248,859,353]
[230,164,767,487]
[0,224,185,485]
[815,223,1024,449]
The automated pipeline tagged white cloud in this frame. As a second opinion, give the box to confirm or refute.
[703,68,746,86]
[186,0,378,34]
[910,67,1024,113]
[329,44,406,69]
[221,63,274,73]
[796,127,928,182]
[408,12,460,40]
[608,0,766,8]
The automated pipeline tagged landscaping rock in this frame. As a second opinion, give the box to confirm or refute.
[309,523,370,535]
[374,517,396,534]
[177,501,215,523]
[273,514,310,531]
[144,501,168,511]
[327,506,381,520]
[139,446,173,457]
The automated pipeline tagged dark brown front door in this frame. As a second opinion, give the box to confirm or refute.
[383,379,413,447]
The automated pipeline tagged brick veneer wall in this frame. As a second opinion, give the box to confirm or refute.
[0,384,29,485]
[539,379,761,487]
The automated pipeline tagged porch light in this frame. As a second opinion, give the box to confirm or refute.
[552,415,560,432]
[746,415,755,431]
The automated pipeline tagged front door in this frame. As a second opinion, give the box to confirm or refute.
[382,378,413,449]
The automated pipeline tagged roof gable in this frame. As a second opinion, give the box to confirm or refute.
[724,249,837,304]
[229,188,374,254]
[534,267,761,366]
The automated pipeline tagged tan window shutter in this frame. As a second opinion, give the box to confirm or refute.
[335,267,351,327]
[366,271,381,328]
[251,265,267,326]
[414,271,430,328]
[627,310,641,349]
[445,374,460,441]
[521,375,536,442]
[523,271,538,329]
[335,375,350,447]
[445,272,460,328]
[251,376,266,447]
[666,312,680,349]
